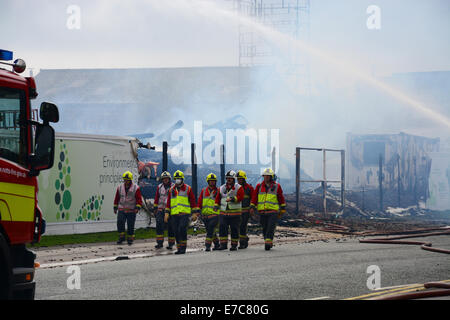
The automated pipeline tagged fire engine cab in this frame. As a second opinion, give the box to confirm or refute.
[0,49,59,299]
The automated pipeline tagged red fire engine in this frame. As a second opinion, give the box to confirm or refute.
[0,49,59,299]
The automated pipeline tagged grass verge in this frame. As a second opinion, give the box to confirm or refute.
[28,227,205,248]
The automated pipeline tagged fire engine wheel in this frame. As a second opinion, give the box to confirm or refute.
[0,233,13,300]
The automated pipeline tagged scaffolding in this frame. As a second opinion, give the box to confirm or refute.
[232,0,311,94]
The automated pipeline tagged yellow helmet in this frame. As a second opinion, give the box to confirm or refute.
[122,171,133,181]
[236,170,247,180]
[262,168,274,178]
[206,173,217,182]
[173,170,185,180]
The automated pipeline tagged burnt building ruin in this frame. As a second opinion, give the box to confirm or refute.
[346,132,440,210]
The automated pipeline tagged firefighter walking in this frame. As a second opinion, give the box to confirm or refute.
[236,170,254,249]
[198,173,220,251]
[164,170,199,254]
[250,168,286,250]
[153,171,175,249]
[114,171,143,245]
[214,170,244,251]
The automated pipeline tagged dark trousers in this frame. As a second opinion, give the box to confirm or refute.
[260,212,278,245]
[203,215,219,248]
[170,214,190,251]
[219,215,241,247]
[155,210,175,246]
[239,211,250,245]
[117,211,137,238]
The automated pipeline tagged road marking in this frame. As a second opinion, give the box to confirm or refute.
[371,279,450,300]
[367,286,426,300]
[345,279,450,300]
[344,284,423,300]
[306,296,330,300]
[37,248,204,269]
[373,284,418,291]
[39,256,118,268]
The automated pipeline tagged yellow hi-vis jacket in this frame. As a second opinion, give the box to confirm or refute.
[199,187,219,215]
[251,182,286,214]
[165,184,197,215]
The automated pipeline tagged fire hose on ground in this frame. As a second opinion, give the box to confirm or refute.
[358,228,450,299]
[359,229,450,254]
[307,217,450,299]
[372,282,450,300]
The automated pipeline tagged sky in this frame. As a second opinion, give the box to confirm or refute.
[1,0,449,74]
[1,0,449,175]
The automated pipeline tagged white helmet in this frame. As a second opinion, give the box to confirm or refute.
[225,170,236,179]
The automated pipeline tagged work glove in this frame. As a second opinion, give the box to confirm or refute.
[191,213,198,222]
[114,207,118,215]
[164,212,169,223]
[278,209,286,219]
[213,205,219,212]
[250,208,259,222]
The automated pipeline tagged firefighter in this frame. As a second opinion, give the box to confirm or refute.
[198,173,220,251]
[153,171,175,249]
[114,171,143,245]
[236,170,254,249]
[250,168,286,251]
[164,170,199,254]
[214,170,244,251]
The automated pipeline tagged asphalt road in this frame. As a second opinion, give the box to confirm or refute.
[35,235,450,300]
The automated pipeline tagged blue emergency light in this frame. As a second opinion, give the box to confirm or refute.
[0,49,13,61]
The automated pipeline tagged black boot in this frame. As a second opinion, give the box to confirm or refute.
[238,241,248,249]
[205,244,211,252]
[175,248,186,254]
[117,234,125,244]
[217,244,227,250]
[230,245,237,251]
[155,243,163,249]
[265,243,272,251]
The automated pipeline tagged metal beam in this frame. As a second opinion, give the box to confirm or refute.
[220,144,225,186]
[341,150,345,212]
[162,141,168,172]
[296,146,345,216]
[323,149,327,215]
[191,143,198,199]
[297,147,343,152]
[379,153,383,212]
[296,147,300,215]
[300,180,342,183]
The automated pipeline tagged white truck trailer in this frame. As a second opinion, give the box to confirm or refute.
[37,133,150,235]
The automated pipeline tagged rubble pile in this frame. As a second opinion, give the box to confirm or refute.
[283,192,341,217]
[279,189,450,234]
[344,188,422,213]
